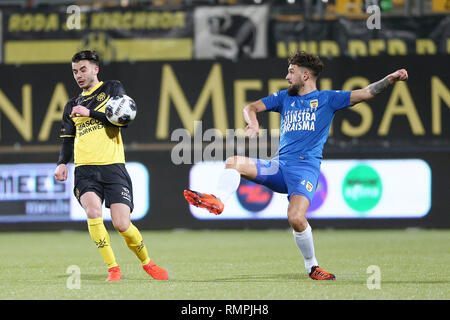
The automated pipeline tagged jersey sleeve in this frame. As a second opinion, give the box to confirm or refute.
[59,101,76,138]
[110,80,127,96]
[260,90,285,113]
[327,90,352,111]
[94,81,129,127]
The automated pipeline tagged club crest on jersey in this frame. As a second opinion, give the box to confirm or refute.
[310,99,318,110]
[306,181,314,192]
[97,92,106,101]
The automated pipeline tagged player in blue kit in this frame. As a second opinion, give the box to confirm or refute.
[184,51,408,280]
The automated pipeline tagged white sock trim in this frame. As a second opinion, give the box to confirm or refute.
[292,224,312,239]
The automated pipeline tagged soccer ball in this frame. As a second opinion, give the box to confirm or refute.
[105,95,137,126]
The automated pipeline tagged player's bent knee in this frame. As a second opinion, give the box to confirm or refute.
[225,156,256,178]
[288,212,308,232]
[85,207,103,219]
[110,204,131,232]
[225,156,240,169]
[112,219,130,233]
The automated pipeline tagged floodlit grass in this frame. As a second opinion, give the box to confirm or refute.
[0,229,448,300]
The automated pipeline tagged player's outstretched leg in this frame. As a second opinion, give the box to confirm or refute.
[184,157,255,215]
[111,204,169,280]
[120,224,169,280]
[184,189,224,215]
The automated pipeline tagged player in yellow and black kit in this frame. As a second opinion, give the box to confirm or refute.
[54,50,168,281]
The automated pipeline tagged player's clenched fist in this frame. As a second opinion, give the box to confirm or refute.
[388,69,408,83]
[54,164,68,181]
[246,123,259,138]
[70,105,90,117]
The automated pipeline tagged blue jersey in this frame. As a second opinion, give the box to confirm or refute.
[261,89,351,166]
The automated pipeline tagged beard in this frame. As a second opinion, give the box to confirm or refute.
[288,79,304,96]
[287,83,300,96]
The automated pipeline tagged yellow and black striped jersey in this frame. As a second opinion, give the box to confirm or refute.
[60,80,126,166]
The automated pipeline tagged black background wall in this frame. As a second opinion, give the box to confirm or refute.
[0,56,449,230]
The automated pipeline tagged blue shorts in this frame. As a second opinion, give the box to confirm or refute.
[251,158,320,204]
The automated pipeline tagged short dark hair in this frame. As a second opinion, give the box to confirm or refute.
[72,50,100,66]
[288,51,324,77]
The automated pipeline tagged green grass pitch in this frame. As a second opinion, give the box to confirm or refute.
[0,229,448,300]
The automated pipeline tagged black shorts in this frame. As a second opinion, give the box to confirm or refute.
[73,163,134,212]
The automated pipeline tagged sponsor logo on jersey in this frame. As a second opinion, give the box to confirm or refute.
[97,92,106,101]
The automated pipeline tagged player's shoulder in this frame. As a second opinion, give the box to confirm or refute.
[103,80,123,89]
[317,90,344,101]
[67,96,78,103]
[65,96,78,108]
[275,89,288,96]
[103,79,121,85]
[319,89,348,96]
[102,80,126,95]
[61,96,78,116]
[267,89,288,99]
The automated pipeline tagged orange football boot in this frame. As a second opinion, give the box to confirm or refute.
[183,189,224,215]
[143,261,169,280]
[106,266,122,282]
[309,266,336,280]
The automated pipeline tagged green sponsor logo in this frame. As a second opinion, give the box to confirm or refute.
[342,164,382,213]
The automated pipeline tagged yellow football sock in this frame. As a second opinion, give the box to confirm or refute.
[119,223,151,266]
[87,217,118,269]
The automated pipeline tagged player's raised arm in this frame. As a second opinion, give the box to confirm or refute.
[243,100,267,138]
[350,69,408,105]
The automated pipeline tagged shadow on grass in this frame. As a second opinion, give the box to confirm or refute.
[167,273,450,285]
[55,273,106,281]
[80,274,110,281]
[56,273,450,285]
[168,273,309,283]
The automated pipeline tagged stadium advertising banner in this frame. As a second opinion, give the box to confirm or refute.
[270,15,450,58]
[1,6,194,64]
[0,55,448,150]
[188,159,432,220]
[1,150,447,230]
[193,5,268,60]
[1,5,449,64]
[0,162,149,223]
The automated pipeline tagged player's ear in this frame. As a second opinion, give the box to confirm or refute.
[303,69,310,81]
